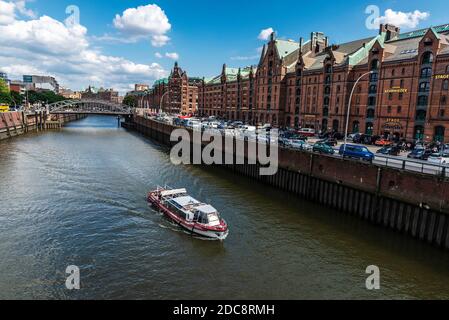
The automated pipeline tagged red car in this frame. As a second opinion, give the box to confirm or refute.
[375,139,393,147]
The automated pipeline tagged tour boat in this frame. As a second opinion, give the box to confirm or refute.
[147,187,229,240]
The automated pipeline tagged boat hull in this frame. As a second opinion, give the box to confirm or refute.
[148,192,229,240]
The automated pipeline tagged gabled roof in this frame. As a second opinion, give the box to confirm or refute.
[396,24,449,41]
[275,39,300,58]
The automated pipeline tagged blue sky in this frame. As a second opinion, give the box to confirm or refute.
[0,0,447,93]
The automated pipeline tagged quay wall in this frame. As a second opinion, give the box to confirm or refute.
[127,115,449,250]
[0,112,86,140]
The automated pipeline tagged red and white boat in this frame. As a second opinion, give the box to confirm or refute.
[147,187,229,240]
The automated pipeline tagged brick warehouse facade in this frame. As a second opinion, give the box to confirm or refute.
[136,62,201,115]
[194,23,449,143]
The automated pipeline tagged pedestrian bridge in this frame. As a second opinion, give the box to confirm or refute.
[48,99,132,115]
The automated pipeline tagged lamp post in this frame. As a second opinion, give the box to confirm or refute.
[343,70,374,153]
[160,91,169,115]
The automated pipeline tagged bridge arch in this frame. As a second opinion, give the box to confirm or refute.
[47,99,131,116]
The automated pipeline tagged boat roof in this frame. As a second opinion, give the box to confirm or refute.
[161,188,187,197]
[196,204,217,214]
[171,196,200,207]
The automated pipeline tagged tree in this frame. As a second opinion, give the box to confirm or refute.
[0,78,12,105]
[123,94,138,108]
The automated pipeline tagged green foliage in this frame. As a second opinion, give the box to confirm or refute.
[123,94,138,108]
[0,78,9,94]
[27,90,66,104]
[0,78,11,104]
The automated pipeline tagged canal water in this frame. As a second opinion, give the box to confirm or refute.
[1,115,449,300]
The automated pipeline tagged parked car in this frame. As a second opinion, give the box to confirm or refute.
[427,153,449,165]
[297,128,316,137]
[407,149,433,160]
[290,139,312,151]
[318,138,338,147]
[376,145,401,156]
[375,138,393,147]
[339,144,375,162]
[313,142,335,155]
[353,134,377,145]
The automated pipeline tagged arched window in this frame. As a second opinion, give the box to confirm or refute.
[414,125,424,140]
[443,80,449,91]
[420,67,432,78]
[434,126,445,142]
[323,107,329,117]
[419,82,431,92]
[332,120,339,132]
[352,121,360,133]
[418,95,428,106]
[370,59,379,71]
[421,52,434,64]
[322,119,328,132]
[366,122,374,135]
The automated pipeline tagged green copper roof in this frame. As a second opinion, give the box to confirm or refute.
[396,23,449,41]
[153,78,168,87]
[275,39,299,58]
[347,33,386,66]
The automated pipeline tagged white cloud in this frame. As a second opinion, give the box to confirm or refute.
[0,1,169,94]
[0,0,16,25]
[165,52,179,60]
[155,52,163,58]
[113,4,171,47]
[151,34,170,47]
[375,9,430,29]
[258,27,275,40]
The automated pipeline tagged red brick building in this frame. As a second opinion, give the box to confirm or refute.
[198,23,449,143]
[137,62,201,115]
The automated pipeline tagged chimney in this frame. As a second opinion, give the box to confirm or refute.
[299,37,304,52]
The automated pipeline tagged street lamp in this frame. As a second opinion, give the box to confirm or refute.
[160,91,169,115]
[343,70,374,153]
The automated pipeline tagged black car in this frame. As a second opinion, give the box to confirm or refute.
[376,145,401,156]
[407,149,433,160]
[318,138,338,147]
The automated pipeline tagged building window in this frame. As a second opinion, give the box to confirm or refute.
[402,68,406,75]
[387,106,392,113]
[419,82,431,92]
[399,93,403,100]
[440,109,445,117]
[420,67,432,79]
[368,96,376,106]
[400,79,404,87]
[398,106,402,114]
[443,80,449,91]
[442,96,447,105]
[390,80,394,87]
[388,93,393,100]
[392,69,395,77]
[418,95,428,106]
[370,59,380,71]
[367,109,375,118]
[434,126,445,142]
[422,52,434,64]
